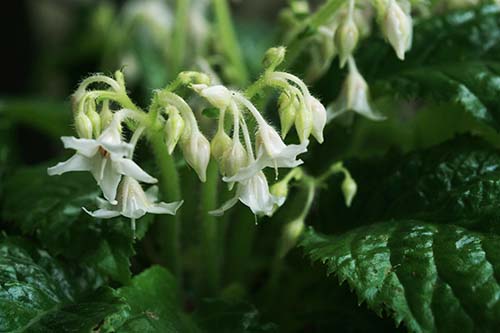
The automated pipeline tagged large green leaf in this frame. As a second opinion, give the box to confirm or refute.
[0,236,122,332]
[301,136,500,332]
[102,266,196,333]
[2,165,139,283]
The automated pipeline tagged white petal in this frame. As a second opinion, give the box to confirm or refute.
[239,173,275,216]
[209,195,240,216]
[47,154,92,176]
[100,142,133,157]
[223,158,266,183]
[82,207,120,219]
[147,200,183,215]
[115,158,158,183]
[97,161,122,203]
[60,137,99,157]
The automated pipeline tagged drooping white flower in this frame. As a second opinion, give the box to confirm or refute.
[328,57,385,122]
[83,176,183,219]
[210,171,284,217]
[47,111,157,203]
[224,123,307,183]
[192,84,232,110]
[309,96,327,144]
[181,130,211,182]
[382,0,412,60]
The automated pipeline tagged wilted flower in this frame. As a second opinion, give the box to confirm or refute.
[83,176,183,219]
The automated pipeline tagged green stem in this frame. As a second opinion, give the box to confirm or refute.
[148,130,182,278]
[284,0,344,68]
[171,0,190,75]
[200,160,220,294]
[213,0,249,86]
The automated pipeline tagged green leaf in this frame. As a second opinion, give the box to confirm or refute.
[202,107,220,119]
[1,165,144,284]
[303,136,500,332]
[301,222,500,333]
[0,236,122,332]
[102,266,197,333]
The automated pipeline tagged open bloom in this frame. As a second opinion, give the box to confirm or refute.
[210,171,284,217]
[328,57,385,122]
[224,123,307,183]
[48,112,157,203]
[83,176,183,219]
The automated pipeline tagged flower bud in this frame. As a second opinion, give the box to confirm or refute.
[278,218,305,258]
[87,110,102,138]
[178,71,211,86]
[278,91,298,138]
[263,46,286,70]
[222,141,248,177]
[341,174,357,207]
[211,130,232,162]
[382,0,412,60]
[74,112,93,139]
[294,106,313,144]
[309,96,327,144]
[165,107,185,154]
[270,180,289,201]
[100,101,114,130]
[181,131,211,182]
[193,84,232,110]
[334,16,359,67]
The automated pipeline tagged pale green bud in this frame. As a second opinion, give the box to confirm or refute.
[178,71,211,86]
[74,112,93,139]
[278,92,298,138]
[341,174,357,207]
[181,131,211,182]
[270,180,289,201]
[309,96,327,144]
[100,101,114,130]
[294,104,313,144]
[222,141,248,177]
[334,17,359,67]
[263,46,286,70]
[193,84,232,110]
[211,130,232,163]
[87,109,102,138]
[165,107,185,154]
[278,218,305,258]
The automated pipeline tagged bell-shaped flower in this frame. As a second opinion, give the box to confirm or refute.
[181,130,211,182]
[334,16,359,68]
[328,58,385,122]
[83,176,183,219]
[309,96,327,144]
[224,123,307,183]
[47,112,157,203]
[210,171,284,217]
[382,0,412,60]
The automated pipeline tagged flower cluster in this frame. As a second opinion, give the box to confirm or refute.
[48,72,183,226]
[48,60,327,222]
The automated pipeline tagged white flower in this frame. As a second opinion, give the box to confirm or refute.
[181,131,211,182]
[210,171,284,217]
[192,84,232,110]
[83,176,183,219]
[328,58,385,122]
[309,96,327,143]
[47,112,157,203]
[224,123,307,183]
[383,0,412,60]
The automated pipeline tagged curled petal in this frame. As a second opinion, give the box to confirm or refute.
[116,158,158,184]
[97,161,122,203]
[209,195,240,217]
[147,200,184,215]
[82,207,121,219]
